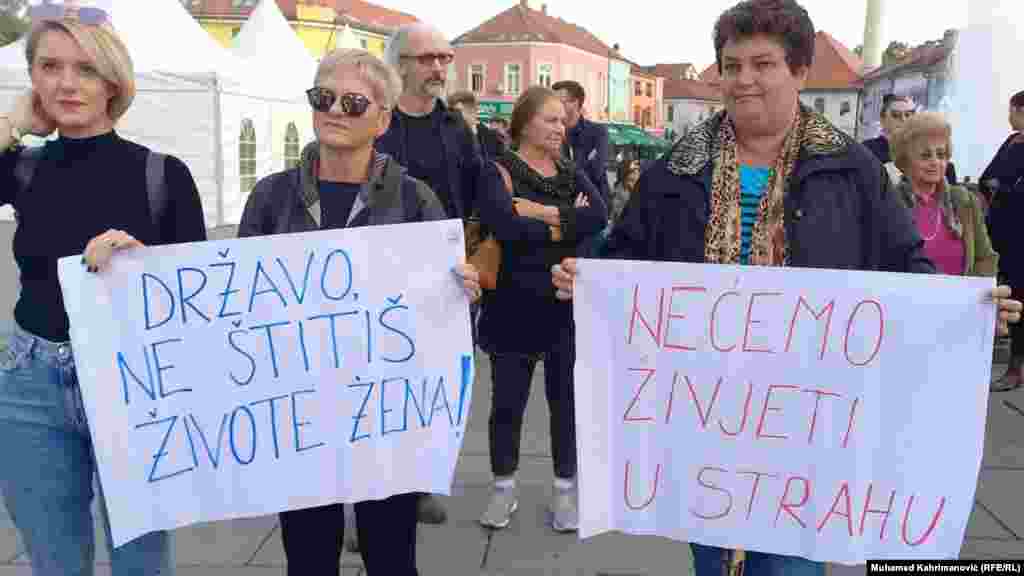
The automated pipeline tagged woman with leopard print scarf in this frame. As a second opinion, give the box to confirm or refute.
[476,86,607,535]
[551,0,1022,575]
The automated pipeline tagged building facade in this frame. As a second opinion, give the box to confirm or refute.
[859,31,957,140]
[629,65,663,131]
[662,79,722,140]
[184,0,417,59]
[453,0,661,125]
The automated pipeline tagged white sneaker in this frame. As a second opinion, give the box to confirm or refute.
[551,481,578,532]
[480,482,518,529]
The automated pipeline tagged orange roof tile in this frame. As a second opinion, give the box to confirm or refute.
[454,3,617,58]
[696,32,861,90]
[663,79,721,101]
[190,0,417,31]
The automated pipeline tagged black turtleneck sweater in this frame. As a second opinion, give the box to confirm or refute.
[0,132,207,342]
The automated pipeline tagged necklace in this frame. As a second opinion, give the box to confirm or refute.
[918,204,942,241]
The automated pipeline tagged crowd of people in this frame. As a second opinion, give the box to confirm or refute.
[0,0,1021,575]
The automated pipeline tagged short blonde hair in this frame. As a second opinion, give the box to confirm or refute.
[25,19,136,122]
[315,49,402,111]
[890,111,953,174]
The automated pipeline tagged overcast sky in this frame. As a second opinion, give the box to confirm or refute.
[382,0,968,68]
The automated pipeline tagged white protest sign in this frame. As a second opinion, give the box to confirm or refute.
[58,220,474,547]
[573,259,995,565]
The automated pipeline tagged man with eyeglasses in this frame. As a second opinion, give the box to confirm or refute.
[864,94,958,185]
[377,23,480,222]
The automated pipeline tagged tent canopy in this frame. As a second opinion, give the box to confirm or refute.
[232,0,317,90]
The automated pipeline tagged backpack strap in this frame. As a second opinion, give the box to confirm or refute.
[146,151,167,231]
[12,147,43,224]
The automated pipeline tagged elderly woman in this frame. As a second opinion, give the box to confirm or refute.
[476,86,607,533]
[890,112,997,278]
[551,0,1021,574]
[983,90,1024,391]
[0,8,206,575]
[237,48,480,576]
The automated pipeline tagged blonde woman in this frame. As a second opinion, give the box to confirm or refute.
[889,112,998,278]
[0,8,205,575]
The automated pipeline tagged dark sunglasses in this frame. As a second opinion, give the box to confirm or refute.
[30,2,109,26]
[401,53,454,67]
[306,87,374,116]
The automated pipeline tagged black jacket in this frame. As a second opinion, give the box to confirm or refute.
[476,123,507,161]
[375,99,481,220]
[238,144,445,238]
[605,108,935,274]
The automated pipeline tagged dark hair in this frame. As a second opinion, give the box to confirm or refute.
[881,93,913,114]
[713,0,815,75]
[1011,90,1024,109]
[551,80,585,105]
[447,90,478,110]
[509,86,559,144]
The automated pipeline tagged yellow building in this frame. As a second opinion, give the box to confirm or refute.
[187,0,418,60]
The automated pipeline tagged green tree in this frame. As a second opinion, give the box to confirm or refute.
[882,41,911,66]
[0,0,28,47]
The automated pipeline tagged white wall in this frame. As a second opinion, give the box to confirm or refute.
[799,90,859,136]
[665,98,720,137]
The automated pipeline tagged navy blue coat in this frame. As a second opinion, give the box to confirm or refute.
[375,99,481,219]
[605,110,935,274]
[565,117,612,202]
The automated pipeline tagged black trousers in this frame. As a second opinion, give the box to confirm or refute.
[488,322,576,479]
[279,493,419,576]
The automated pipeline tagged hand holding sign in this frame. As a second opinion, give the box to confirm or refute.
[83,228,143,273]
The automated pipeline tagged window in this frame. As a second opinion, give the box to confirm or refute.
[284,123,300,170]
[470,64,485,93]
[634,80,642,96]
[504,63,521,95]
[667,105,674,123]
[634,106,641,124]
[239,119,257,195]
[840,100,852,116]
[232,0,257,6]
[814,97,826,114]
[360,38,368,49]
[645,82,652,97]
[537,63,553,88]
[642,107,652,127]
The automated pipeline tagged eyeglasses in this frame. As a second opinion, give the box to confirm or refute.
[29,1,110,26]
[306,87,374,116]
[401,53,454,67]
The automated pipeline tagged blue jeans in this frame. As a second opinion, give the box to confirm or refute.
[0,323,173,575]
[690,543,825,576]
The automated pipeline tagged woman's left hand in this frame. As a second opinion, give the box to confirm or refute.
[454,263,482,303]
[83,229,144,273]
[991,285,1022,336]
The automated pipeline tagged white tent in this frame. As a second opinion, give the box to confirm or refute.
[0,0,311,227]
[230,0,315,172]
[945,0,1024,179]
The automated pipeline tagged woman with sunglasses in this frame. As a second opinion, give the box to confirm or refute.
[0,9,205,576]
[238,48,480,576]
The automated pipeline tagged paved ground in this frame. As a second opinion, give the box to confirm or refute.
[1,349,1022,575]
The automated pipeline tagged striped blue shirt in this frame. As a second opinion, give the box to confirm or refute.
[739,166,772,264]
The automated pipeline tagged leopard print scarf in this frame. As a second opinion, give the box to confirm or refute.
[704,112,806,266]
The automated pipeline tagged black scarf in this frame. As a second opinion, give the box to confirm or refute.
[497,150,577,202]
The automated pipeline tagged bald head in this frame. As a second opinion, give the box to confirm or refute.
[385,22,454,99]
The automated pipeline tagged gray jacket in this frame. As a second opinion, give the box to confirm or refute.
[238,142,445,237]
